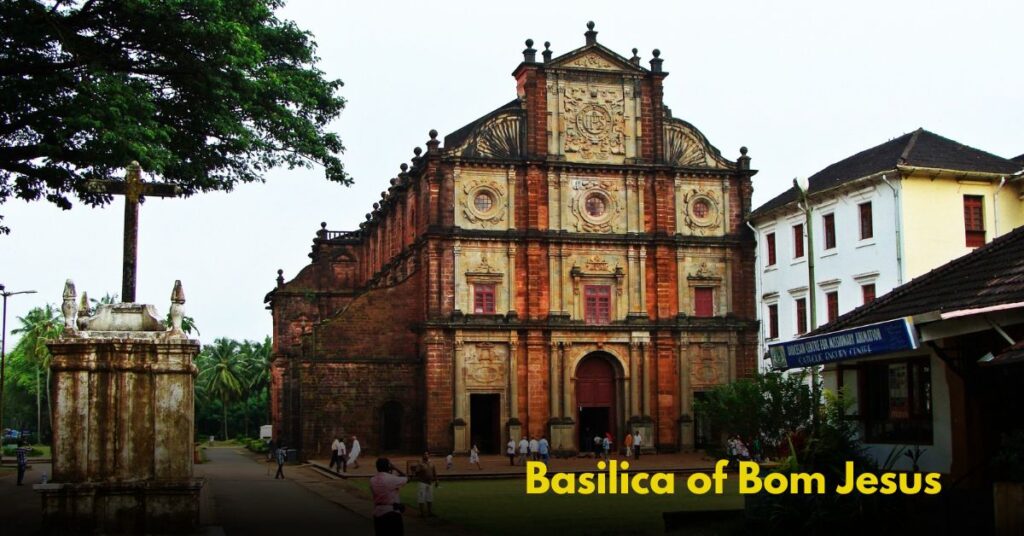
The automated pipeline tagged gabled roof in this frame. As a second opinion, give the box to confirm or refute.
[750,129,1022,220]
[813,224,1024,335]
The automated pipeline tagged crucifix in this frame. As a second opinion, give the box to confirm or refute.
[84,161,180,303]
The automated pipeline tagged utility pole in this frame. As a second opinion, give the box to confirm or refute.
[0,284,38,462]
[793,178,820,427]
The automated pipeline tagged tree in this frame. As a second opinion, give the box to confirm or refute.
[694,371,813,456]
[10,305,63,440]
[0,0,348,234]
[196,338,247,440]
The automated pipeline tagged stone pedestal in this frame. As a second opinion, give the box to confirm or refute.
[548,418,575,456]
[629,417,655,454]
[452,421,469,454]
[38,283,202,534]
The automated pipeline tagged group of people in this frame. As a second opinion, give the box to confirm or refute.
[591,430,644,460]
[506,435,550,465]
[445,443,482,470]
[329,435,362,474]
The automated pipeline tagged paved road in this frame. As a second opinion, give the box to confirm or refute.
[198,448,373,535]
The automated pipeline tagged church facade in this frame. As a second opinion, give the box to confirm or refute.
[267,23,759,457]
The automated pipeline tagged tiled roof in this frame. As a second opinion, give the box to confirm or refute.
[812,224,1024,335]
[749,129,1022,220]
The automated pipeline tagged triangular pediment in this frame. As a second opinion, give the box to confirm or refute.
[548,45,645,73]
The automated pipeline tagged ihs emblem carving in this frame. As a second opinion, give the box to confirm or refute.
[562,86,625,161]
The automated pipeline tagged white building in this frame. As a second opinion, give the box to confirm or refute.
[749,128,1023,369]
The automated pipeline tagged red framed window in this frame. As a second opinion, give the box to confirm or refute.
[859,202,873,240]
[767,304,779,340]
[964,195,985,248]
[473,284,496,314]
[694,287,714,317]
[862,284,876,305]
[793,224,804,259]
[765,232,777,267]
[823,213,836,250]
[826,291,839,323]
[584,285,611,324]
[795,297,808,334]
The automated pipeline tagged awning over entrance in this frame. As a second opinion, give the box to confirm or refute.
[769,317,919,370]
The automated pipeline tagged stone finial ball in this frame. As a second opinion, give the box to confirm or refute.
[413,147,422,156]
[740,146,749,156]
[652,48,661,58]
[429,129,438,139]
[277,269,283,275]
[525,38,534,48]
[366,213,372,220]
[390,178,397,186]
[320,221,327,228]
[544,41,551,50]
[587,21,595,30]
[400,163,408,172]
[632,48,638,55]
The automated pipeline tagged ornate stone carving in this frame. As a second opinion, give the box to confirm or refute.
[464,343,507,387]
[562,86,625,162]
[563,52,620,71]
[169,280,186,335]
[569,179,623,233]
[584,255,611,273]
[460,179,507,228]
[455,112,522,159]
[689,262,717,280]
[62,279,77,332]
[664,118,733,169]
[683,189,722,235]
[691,345,727,387]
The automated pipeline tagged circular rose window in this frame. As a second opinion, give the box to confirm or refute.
[585,194,606,217]
[474,192,494,213]
[692,199,710,219]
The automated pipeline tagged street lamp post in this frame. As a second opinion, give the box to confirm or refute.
[793,178,820,427]
[0,284,38,461]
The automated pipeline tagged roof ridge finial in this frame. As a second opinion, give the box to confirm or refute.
[542,41,552,63]
[523,39,537,63]
[585,21,598,46]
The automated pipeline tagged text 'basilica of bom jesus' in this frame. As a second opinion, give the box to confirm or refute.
[266,22,760,457]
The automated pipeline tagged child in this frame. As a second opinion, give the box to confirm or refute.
[446,452,454,470]
[469,444,482,470]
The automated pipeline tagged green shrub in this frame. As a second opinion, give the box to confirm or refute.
[2,445,43,457]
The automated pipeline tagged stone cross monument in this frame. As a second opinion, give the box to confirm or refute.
[38,279,202,534]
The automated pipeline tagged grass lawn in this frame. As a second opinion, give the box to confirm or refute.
[350,475,743,535]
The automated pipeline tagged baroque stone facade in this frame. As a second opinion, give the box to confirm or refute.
[267,23,759,457]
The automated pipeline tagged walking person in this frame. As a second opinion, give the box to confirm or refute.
[633,430,642,460]
[602,432,612,462]
[330,437,341,472]
[624,430,634,458]
[370,457,408,536]
[506,438,516,466]
[415,452,439,517]
[349,435,362,469]
[529,436,540,462]
[15,440,30,486]
[469,444,482,470]
[274,444,287,479]
[593,434,602,458]
[336,435,348,473]
[446,453,454,470]
[538,436,550,463]
[518,436,529,465]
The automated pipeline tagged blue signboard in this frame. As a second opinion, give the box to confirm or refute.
[768,318,918,370]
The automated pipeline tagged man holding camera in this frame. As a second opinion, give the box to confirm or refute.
[370,457,408,535]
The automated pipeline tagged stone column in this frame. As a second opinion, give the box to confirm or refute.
[629,341,640,418]
[639,246,648,315]
[507,244,517,315]
[641,342,652,417]
[548,251,560,314]
[562,344,573,418]
[549,341,560,418]
[453,241,462,312]
[637,174,646,232]
[678,335,694,451]
[453,334,468,453]
[508,336,519,419]
[507,165,517,229]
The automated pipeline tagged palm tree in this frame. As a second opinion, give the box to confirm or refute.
[11,305,63,441]
[237,338,271,438]
[196,338,246,441]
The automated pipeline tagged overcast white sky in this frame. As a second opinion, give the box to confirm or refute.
[2,0,1021,347]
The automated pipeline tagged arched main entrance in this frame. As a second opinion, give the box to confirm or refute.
[576,353,619,451]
